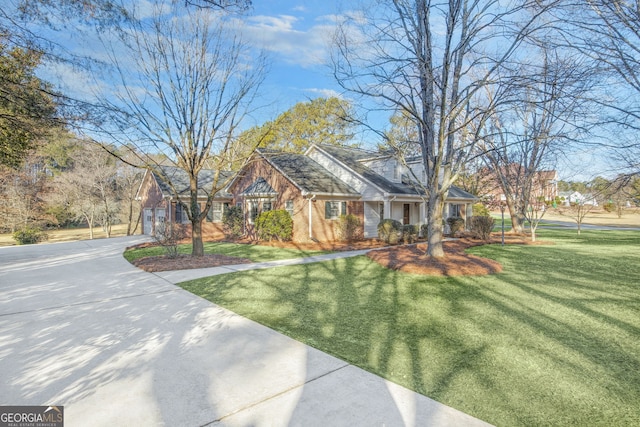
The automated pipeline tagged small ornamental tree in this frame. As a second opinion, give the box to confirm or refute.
[255,209,293,241]
[153,220,186,258]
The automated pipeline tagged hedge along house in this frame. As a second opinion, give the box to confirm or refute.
[136,165,233,238]
[228,149,363,242]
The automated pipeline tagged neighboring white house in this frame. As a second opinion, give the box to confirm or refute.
[559,191,598,206]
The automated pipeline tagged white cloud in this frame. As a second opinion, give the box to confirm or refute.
[303,88,343,99]
[237,13,338,67]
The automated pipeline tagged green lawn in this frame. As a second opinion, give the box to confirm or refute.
[179,229,640,426]
[123,241,331,263]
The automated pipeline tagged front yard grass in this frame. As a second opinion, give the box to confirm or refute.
[180,229,640,426]
[123,241,331,263]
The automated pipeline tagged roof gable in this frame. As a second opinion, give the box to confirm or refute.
[152,166,233,199]
[241,177,278,196]
[258,150,360,196]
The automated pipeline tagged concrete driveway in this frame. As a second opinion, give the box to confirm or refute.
[0,237,491,426]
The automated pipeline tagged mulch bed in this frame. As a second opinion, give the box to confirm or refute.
[132,254,252,272]
[129,234,545,276]
[366,234,544,276]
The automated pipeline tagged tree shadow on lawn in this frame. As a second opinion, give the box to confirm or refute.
[191,239,640,426]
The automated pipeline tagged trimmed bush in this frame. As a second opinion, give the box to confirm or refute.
[12,226,48,245]
[378,219,403,244]
[420,223,428,238]
[338,214,363,242]
[222,205,244,239]
[470,215,495,240]
[255,209,293,241]
[402,224,418,244]
[446,216,465,236]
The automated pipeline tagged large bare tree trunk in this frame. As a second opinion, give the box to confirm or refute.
[426,193,446,257]
[505,198,524,234]
[191,217,204,257]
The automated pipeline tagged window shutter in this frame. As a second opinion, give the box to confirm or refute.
[325,201,331,219]
[341,201,347,216]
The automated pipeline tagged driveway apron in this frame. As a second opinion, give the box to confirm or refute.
[0,237,491,427]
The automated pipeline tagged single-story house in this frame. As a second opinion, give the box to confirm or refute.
[137,144,477,242]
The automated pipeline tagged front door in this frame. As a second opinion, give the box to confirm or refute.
[403,204,410,225]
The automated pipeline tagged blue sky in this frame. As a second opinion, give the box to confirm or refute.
[234,1,352,125]
[27,0,617,180]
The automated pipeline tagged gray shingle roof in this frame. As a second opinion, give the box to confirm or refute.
[241,177,278,196]
[153,166,233,199]
[316,145,420,195]
[259,150,360,196]
[317,145,476,200]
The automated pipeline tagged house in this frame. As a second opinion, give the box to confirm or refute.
[228,145,476,241]
[137,145,477,242]
[136,165,233,238]
[480,165,558,203]
[558,191,599,206]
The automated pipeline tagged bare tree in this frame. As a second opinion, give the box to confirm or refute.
[333,0,558,257]
[477,47,595,236]
[50,142,119,239]
[554,1,640,175]
[102,2,266,256]
[556,199,597,235]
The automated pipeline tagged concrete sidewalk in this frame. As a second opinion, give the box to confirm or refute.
[0,237,492,426]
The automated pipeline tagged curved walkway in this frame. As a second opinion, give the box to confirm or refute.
[0,237,491,427]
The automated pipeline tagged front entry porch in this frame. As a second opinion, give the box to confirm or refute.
[363,199,474,238]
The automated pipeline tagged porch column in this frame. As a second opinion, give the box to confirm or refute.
[384,195,395,220]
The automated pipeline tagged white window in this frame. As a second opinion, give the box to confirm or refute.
[248,201,259,224]
[174,203,186,223]
[207,202,223,222]
[263,201,272,212]
[285,200,294,216]
[325,201,346,220]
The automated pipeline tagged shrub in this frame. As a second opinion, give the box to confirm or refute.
[446,216,465,236]
[255,209,293,241]
[153,221,186,258]
[603,202,615,213]
[402,224,418,244]
[472,203,490,217]
[420,223,428,239]
[378,219,403,244]
[12,226,48,245]
[338,214,363,242]
[222,205,244,239]
[470,216,495,240]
